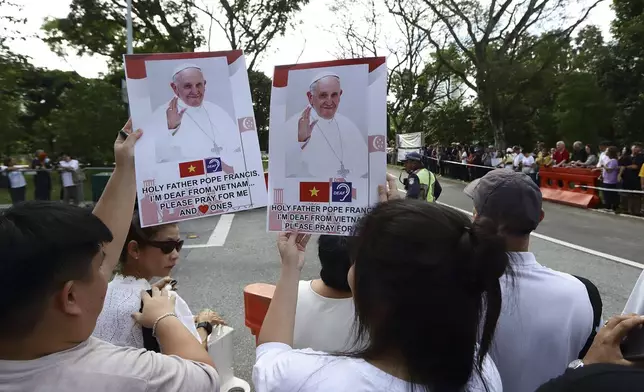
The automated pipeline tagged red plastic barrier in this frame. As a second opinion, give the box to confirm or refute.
[538,166,600,208]
[243,283,275,345]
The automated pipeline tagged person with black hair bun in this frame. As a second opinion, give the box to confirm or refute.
[253,196,509,392]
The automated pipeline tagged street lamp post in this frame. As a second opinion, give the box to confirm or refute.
[123,0,133,109]
[126,0,133,55]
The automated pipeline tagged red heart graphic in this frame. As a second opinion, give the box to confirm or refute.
[198,205,209,214]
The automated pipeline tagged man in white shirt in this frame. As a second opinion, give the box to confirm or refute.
[293,235,355,352]
[59,153,80,205]
[597,141,610,168]
[0,124,219,392]
[289,72,368,180]
[151,64,243,171]
[464,170,595,392]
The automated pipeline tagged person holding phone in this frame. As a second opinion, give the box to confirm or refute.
[537,314,644,391]
[93,211,225,351]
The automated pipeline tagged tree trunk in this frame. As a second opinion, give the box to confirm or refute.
[488,111,507,151]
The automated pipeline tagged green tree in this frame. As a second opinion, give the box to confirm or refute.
[248,70,271,150]
[606,0,644,143]
[388,0,602,150]
[191,0,310,72]
[46,78,128,164]
[0,0,30,154]
[42,0,204,72]
[17,69,83,152]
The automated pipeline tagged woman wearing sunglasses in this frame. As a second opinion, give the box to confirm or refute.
[93,212,224,350]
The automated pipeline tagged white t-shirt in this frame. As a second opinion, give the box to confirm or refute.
[253,342,501,392]
[520,155,536,174]
[491,252,593,392]
[6,170,26,188]
[513,153,523,169]
[461,151,468,164]
[59,159,79,187]
[0,337,218,392]
[597,150,609,168]
[93,274,201,347]
[623,269,644,314]
[293,280,355,352]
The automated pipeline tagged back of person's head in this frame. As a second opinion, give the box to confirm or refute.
[0,201,113,339]
[464,170,543,237]
[3,157,12,166]
[317,235,351,292]
[607,146,619,159]
[348,199,509,391]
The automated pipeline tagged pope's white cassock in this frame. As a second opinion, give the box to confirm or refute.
[150,98,244,170]
[286,107,368,179]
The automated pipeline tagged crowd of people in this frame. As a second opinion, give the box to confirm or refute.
[420,141,644,215]
[3,122,644,392]
[0,151,84,206]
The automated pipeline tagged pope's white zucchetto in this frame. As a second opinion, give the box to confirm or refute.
[172,63,202,78]
[309,71,340,88]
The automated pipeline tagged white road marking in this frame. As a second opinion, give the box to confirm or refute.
[184,214,235,249]
[395,185,644,270]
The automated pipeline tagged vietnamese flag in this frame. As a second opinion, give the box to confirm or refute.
[178,160,205,178]
[299,182,330,203]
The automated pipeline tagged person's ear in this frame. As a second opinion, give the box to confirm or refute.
[539,209,545,223]
[307,91,313,103]
[170,82,178,95]
[127,240,141,260]
[203,80,207,88]
[57,281,82,316]
[339,89,343,97]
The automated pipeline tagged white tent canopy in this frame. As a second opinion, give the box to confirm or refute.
[396,132,422,148]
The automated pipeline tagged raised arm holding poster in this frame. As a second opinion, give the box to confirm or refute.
[124,51,266,227]
[267,58,387,236]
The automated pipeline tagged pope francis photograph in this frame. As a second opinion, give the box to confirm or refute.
[290,72,368,179]
[150,63,243,170]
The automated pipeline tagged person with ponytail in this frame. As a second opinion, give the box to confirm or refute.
[253,176,509,392]
[464,170,597,392]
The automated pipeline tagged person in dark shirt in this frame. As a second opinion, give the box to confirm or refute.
[31,150,52,201]
[621,143,643,215]
[570,141,588,164]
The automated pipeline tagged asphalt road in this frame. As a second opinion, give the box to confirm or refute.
[172,170,644,388]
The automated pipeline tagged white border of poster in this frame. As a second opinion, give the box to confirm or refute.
[266,57,387,236]
[124,51,266,227]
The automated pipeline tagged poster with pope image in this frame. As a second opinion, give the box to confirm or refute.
[124,51,267,227]
[266,57,387,236]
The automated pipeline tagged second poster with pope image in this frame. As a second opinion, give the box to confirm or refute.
[267,58,388,236]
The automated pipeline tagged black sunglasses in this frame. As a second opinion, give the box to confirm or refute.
[145,239,184,254]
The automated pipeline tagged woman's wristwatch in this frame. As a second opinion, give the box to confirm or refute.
[196,321,213,335]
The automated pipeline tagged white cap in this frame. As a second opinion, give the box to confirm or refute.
[172,63,202,78]
[309,71,340,88]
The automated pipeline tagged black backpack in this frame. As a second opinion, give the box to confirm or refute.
[573,275,603,359]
